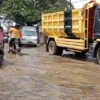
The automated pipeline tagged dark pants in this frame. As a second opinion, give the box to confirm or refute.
[9,38,21,49]
[0,43,4,58]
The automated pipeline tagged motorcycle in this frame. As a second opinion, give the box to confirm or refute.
[8,39,21,54]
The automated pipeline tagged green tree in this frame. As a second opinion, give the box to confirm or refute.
[0,0,73,25]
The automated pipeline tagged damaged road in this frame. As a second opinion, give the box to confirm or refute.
[0,44,100,100]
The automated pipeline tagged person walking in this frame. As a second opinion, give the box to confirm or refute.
[0,26,6,61]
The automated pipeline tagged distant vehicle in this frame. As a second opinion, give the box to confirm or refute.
[21,26,38,46]
[0,20,16,32]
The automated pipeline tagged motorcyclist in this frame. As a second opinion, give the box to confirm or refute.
[8,24,22,53]
[0,26,6,61]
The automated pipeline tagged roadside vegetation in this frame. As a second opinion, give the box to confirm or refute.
[0,0,73,25]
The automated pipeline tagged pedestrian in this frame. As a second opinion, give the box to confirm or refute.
[0,26,6,60]
[0,26,6,47]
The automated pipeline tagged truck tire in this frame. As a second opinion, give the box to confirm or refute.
[96,46,100,64]
[48,40,63,55]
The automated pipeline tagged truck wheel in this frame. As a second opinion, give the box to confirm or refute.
[48,40,57,55]
[48,40,63,55]
[96,46,100,64]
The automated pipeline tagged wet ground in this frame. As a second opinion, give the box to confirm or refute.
[0,44,100,100]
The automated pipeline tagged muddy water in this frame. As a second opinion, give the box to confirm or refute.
[0,44,100,100]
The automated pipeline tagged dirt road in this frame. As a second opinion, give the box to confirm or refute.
[0,44,100,100]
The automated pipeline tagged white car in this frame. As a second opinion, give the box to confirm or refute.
[21,26,38,46]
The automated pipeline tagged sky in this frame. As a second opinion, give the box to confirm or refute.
[72,0,98,8]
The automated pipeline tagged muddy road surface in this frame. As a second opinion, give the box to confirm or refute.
[0,44,100,100]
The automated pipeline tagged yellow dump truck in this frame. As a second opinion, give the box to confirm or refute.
[42,1,100,64]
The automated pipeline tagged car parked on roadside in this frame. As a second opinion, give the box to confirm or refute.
[21,26,38,46]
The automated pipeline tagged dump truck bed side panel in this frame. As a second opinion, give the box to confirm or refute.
[42,11,66,37]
